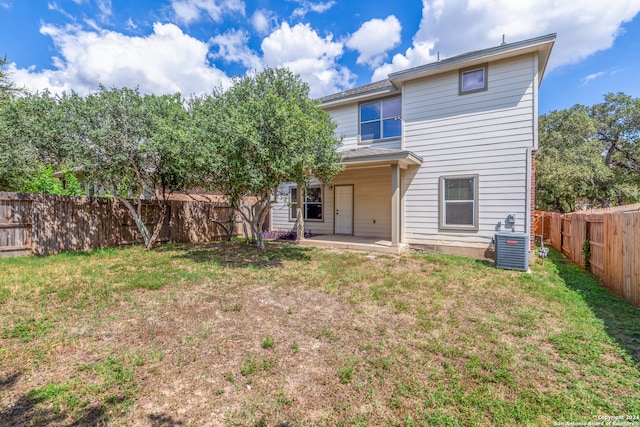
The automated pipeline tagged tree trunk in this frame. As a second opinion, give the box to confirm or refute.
[237,195,271,250]
[102,182,169,249]
[253,222,264,250]
[147,203,167,249]
[295,181,305,243]
[122,198,151,246]
[106,187,151,246]
[211,209,236,241]
[589,177,609,208]
[242,219,249,243]
[254,195,271,250]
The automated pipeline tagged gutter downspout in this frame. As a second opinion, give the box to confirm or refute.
[526,147,532,252]
[526,51,540,264]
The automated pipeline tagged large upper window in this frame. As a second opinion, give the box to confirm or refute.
[440,176,478,230]
[360,97,401,142]
[290,186,323,221]
[459,64,488,94]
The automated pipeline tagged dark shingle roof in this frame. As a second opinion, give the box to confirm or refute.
[318,79,395,104]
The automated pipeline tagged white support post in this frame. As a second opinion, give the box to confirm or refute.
[391,163,400,246]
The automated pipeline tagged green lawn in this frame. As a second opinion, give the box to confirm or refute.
[0,241,638,426]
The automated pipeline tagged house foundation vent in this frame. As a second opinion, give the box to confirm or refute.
[495,232,529,271]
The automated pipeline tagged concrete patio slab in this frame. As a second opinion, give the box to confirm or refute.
[298,235,409,255]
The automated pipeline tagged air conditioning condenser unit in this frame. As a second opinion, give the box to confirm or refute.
[495,232,529,271]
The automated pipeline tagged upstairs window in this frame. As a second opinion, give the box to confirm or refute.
[360,97,401,142]
[459,64,488,94]
[290,186,323,221]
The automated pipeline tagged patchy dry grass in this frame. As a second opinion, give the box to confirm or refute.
[0,241,638,426]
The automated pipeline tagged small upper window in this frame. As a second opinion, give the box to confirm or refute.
[360,97,401,142]
[459,65,487,94]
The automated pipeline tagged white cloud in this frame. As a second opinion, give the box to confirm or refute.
[9,18,352,99]
[10,23,231,96]
[291,1,335,19]
[262,22,341,64]
[47,2,76,21]
[307,1,334,13]
[210,29,262,70]
[582,71,606,86]
[346,15,402,67]
[371,40,437,82]
[83,19,102,31]
[581,67,623,86]
[251,9,275,35]
[372,0,640,81]
[261,22,353,98]
[171,0,245,24]
[96,0,112,22]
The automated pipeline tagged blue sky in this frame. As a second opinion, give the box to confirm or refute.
[1,0,639,113]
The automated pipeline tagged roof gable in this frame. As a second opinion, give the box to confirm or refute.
[319,33,556,108]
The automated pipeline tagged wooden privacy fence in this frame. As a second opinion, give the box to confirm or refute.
[534,207,640,308]
[0,192,240,257]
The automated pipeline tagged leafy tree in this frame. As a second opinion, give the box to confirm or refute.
[22,164,84,196]
[590,92,640,205]
[191,68,342,249]
[0,99,33,191]
[0,56,34,191]
[0,55,20,101]
[537,106,605,212]
[0,102,39,192]
[537,93,640,212]
[1,89,80,192]
[62,87,192,249]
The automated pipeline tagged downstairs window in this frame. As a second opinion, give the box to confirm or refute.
[440,175,478,230]
[290,186,323,221]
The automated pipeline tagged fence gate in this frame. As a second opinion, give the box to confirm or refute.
[0,194,33,257]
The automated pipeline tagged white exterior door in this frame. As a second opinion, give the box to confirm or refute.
[334,185,353,235]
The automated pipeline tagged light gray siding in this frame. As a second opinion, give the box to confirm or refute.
[327,105,358,150]
[403,53,536,248]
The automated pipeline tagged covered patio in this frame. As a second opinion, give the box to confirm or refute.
[269,147,422,249]
[332,147,422,247]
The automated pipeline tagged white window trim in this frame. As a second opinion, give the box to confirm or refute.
[289,185,324,222]
[358,96,402,144]
[439,175,479,231]
[459,64,488,95]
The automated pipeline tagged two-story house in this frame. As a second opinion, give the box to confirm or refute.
[270,33,556,259]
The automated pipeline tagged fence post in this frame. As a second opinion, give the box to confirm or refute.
[576,214,586,267]
[623,213,632,302]
[632,212,640,307]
